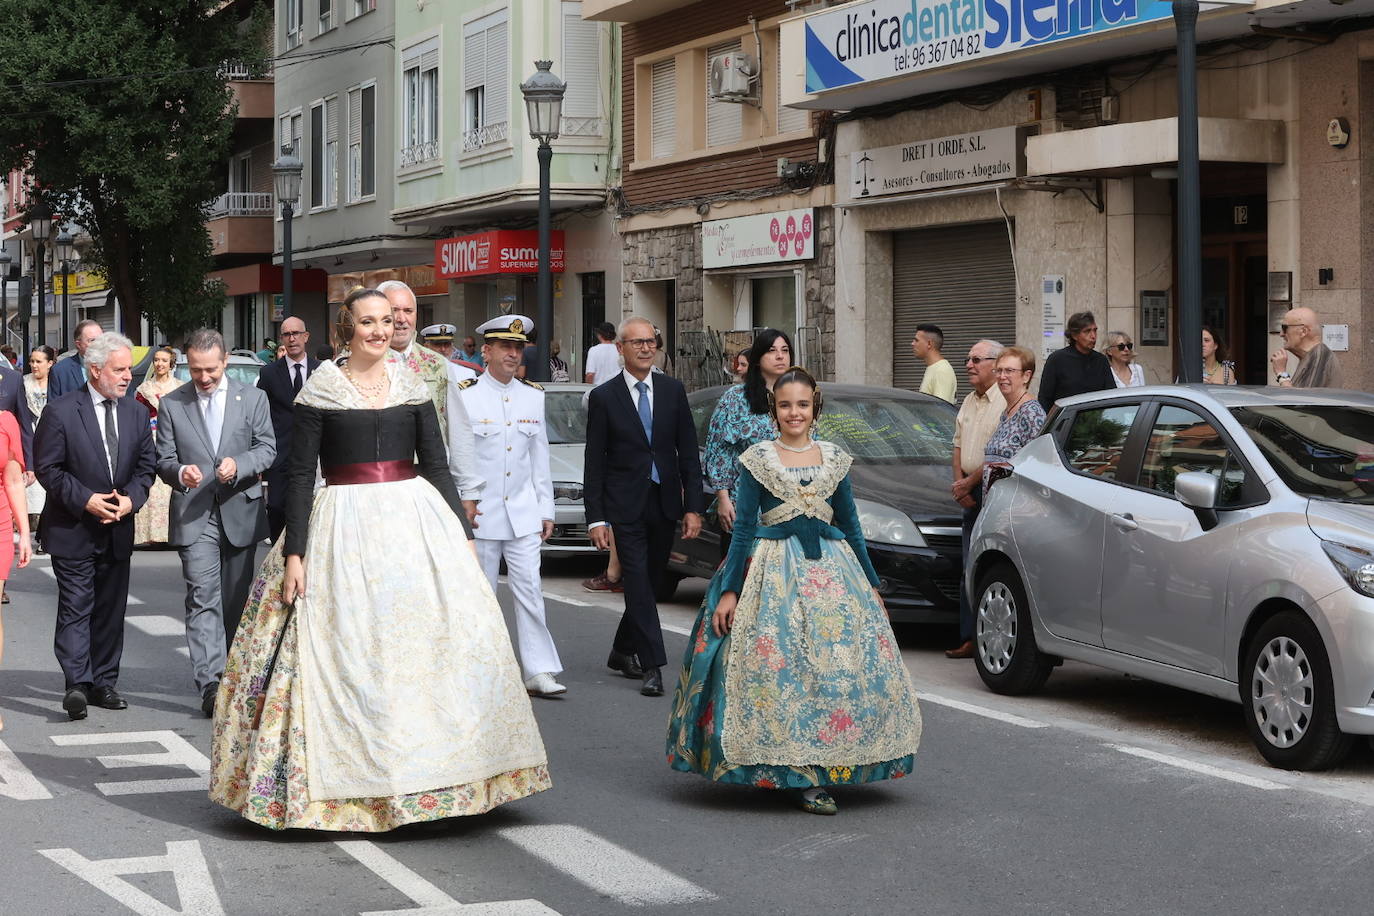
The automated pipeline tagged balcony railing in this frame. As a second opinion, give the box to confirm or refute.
[206,192,274,218]
[399,138,441,168]
[219,59,273,80]
[462,122,509,153]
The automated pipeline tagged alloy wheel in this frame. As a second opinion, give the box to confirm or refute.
[977,581,1017,674]
[1251,636,1315,749]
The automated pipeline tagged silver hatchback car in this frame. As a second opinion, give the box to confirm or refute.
[969,385,1374,770]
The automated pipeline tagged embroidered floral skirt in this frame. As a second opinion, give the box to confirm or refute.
[133,476,171,545]
[668,536,922,789]
[209,478,551,831]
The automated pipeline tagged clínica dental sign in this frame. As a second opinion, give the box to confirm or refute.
[804,0,1179,92]
[848,127,1022,200]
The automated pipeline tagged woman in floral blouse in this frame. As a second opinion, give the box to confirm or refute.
[982,345,1048,495]
[703,329,794,548]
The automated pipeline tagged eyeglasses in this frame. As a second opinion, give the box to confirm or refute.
[280,331,306,338]
[993,367,1030,376]
[622,338,658,349]
[1113,342,1134,351]
[966,356,996,364]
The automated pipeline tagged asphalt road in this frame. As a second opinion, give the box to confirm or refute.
[1,549,1373,915]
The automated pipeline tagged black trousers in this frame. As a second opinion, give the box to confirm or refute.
[266,502,286,544]
[957,487,984,642]
[612,485,675,670]
[52,543,132,690]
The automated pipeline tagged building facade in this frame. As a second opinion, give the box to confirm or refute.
[588,0,835,387]
[783,0,1374,398]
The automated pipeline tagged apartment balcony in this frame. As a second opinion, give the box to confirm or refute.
[206,192,274,259]
[222,59,273,120]
[581,0,693,22]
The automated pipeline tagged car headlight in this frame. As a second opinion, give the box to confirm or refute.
[855,498,925,547]
[553,482,583,503]
[1321,540,1374,598]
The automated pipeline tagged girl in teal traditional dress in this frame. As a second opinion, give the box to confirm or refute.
[667,367,922,815]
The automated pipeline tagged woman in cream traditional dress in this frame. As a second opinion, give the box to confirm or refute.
[133,346,181,545]
[210,288,550,832]
[668,367,921,815]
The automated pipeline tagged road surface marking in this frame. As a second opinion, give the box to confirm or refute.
[920,692,1049,729]
[1108,744,1285,790]
[551,588,693,635]
[39,840,225,916]
[497,824,716,907]
[51,730,209,796]
[771,832,865,861]
[127,616,183,637]
[541,590,593,607]
[0,738,52,800]
[337,840,559,915]
[34,564,143,602]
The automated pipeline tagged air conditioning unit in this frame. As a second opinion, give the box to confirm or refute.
[708,52,758,103]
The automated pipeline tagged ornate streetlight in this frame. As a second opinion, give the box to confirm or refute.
[272,151,304,322]
[27,199,52,351]
[520,60,566,383]
[54,228,74,348]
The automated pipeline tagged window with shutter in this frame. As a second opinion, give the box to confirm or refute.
[279,114,293,155]
[318,0,332,34]
[560,2,601,137]
[400,40,440,166]
[706,39,743,148]
[323,96,338,206]
[775,40,808,136]
[309,102,323,208]
[285,0,301,49]
[650,59,676,160]
[462,10,510,153]
[347,87,362,200]
[360,84,375,196]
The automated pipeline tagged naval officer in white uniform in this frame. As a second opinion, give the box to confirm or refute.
[456,314,565,697]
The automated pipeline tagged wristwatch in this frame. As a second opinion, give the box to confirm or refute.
[1275,372,1291,383]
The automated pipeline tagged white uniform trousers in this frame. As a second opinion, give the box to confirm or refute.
[475,532,563,679]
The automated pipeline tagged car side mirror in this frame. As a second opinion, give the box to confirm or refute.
[1175,471,1220,530]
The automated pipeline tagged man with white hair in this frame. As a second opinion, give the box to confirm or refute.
[34,332,156,720]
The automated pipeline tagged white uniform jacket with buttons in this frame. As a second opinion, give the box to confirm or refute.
[457,372,555,540]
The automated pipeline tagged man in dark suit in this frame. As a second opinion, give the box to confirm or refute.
[157,329,275,717]
[256,315,318,541]
[584,316,704,697]
[34,331,156,720]
[47,319,103,400]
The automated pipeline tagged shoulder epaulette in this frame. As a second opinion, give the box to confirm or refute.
[518,378,544,390]
[457,378,478,390]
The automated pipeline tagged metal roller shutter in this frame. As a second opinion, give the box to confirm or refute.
[892,221,1017,401]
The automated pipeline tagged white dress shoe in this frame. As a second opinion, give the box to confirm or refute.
[524,672,567,697]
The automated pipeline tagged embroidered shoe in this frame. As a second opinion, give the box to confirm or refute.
[525,672,568,697]
[794,789,838,815]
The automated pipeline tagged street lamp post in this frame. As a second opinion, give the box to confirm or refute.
[521,60,566,384]
[0,249,11,362]
[1173,0,1202,383]
[272,152,304,323]
[55,228,74,349]
[27,200,52,352]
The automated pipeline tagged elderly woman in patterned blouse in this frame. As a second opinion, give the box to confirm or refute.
[703,329,795,545]
[982,345,1048,495]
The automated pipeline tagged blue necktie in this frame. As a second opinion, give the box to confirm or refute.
[636,380,659,484]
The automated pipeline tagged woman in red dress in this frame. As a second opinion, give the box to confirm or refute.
[0,409,32,730]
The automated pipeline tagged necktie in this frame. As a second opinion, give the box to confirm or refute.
[102,399,118,478]
[204,391,222,454]
[292,362,303,395]
[636,380,659,484]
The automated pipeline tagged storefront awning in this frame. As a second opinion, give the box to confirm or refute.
[1026,116,1284,177]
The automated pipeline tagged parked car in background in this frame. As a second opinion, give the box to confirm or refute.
[969,384,1374,770]
[541,383,596,558]
[665,384,963,622]
[172,349,264,386]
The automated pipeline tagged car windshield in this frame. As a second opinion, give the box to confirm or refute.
[1233,404,1374,504]
[816,395,955,464]
[545,390,588,444]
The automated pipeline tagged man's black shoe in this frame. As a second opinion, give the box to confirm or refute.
[607,650,643,680]
[641,667,664,697]
[201,682,219,718]
[62,685,88,721]
[88,686,128,710]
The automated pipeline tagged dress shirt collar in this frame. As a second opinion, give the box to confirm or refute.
[286,354,309,373]
[480,370,515,391]
[622,369,654,397]
[197,374,229,399]
[88,383,115,409]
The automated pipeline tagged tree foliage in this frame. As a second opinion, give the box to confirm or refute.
[0,0,269,342]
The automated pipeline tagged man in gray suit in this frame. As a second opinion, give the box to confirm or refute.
[155,328,275,716]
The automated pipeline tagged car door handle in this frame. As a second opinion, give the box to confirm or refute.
[1110,513,1138,532]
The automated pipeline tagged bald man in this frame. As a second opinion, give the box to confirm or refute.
[256,316,320,540]
[1271,307,1341,388]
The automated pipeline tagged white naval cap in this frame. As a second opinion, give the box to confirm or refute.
[421,323,457,342]
[476,314,534,342]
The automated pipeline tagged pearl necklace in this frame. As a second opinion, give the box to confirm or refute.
[775,439,817,453]
[343,364,387,399]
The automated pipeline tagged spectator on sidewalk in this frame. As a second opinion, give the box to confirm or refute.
[1038,311,1114,410]
[912,324,956,403]
[1272,307,1341,388]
